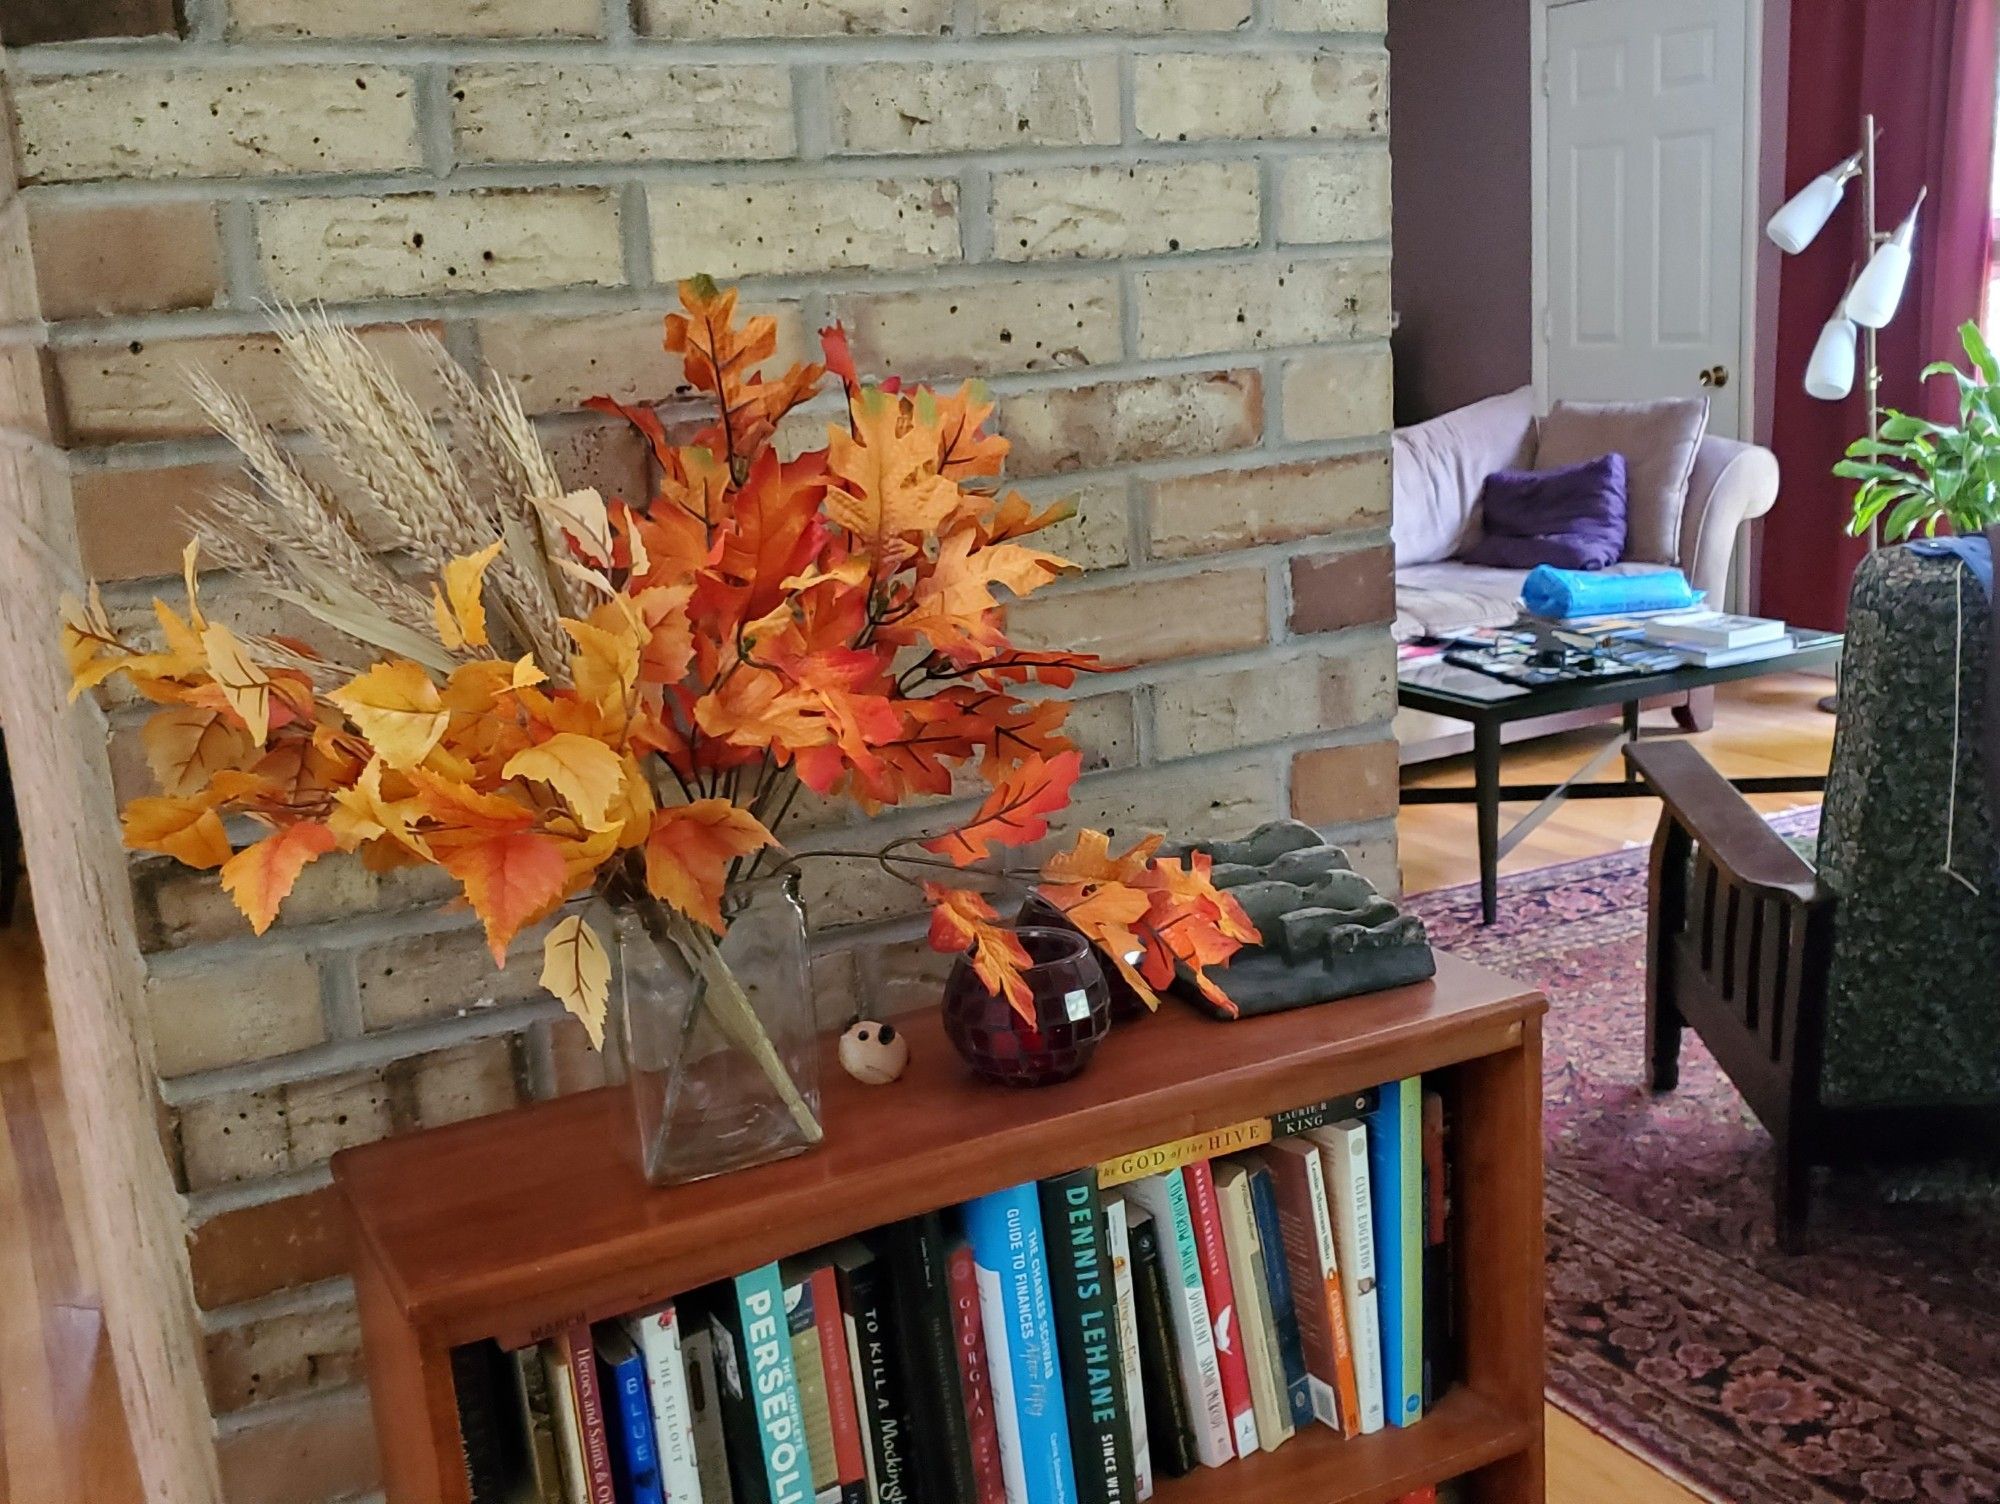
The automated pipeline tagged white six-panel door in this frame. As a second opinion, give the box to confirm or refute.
[1542,0,1751,435]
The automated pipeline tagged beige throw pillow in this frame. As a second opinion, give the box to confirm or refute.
[1534,397,1709,565]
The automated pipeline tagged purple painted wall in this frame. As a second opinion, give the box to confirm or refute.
[1388,0,1535,424]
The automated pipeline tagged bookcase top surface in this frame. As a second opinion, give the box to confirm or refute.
[333,950,1540,1344]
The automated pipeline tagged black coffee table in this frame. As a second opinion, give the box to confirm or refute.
[1398,630,1842,923]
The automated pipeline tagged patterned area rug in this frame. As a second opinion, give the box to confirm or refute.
[1406,817,2000,1504]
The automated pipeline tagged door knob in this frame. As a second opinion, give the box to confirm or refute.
[1698,364,1730,388]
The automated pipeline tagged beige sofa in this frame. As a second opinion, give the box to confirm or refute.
[1392,387,1779,756]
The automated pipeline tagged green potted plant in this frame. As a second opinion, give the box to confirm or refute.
[1835,320,2000,540]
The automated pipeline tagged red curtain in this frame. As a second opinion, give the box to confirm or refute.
[1761,0,1999,629]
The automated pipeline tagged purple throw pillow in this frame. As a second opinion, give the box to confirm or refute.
[1462,452,1628,570]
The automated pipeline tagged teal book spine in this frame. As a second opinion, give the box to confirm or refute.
[737,1263,814,1504]
[1364,1079,1424,1427]
[1038,1169,1137,1504]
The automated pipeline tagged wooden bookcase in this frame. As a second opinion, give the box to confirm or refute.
[333,951,1548,1504]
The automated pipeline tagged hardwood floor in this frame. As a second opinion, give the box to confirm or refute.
[0,673,1834,1504]
[1402,671,1838,1504]
[0,910,143,1504]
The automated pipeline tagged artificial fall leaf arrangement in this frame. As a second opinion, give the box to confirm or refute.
[64,279,1257,1141]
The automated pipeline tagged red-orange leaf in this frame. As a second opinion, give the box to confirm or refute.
[924,883,1033,1019]
[922,749,1080,867]
[439,830,571,964]
[220,821,338,934]
[644,800,776,932]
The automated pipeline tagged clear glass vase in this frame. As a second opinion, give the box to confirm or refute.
[610,873,823,1187]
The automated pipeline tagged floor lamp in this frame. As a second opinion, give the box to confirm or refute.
[1766,114,1926,709]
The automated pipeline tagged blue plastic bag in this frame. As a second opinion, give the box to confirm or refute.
[1520,564,1701,619]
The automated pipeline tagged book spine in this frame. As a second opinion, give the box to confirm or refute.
[682,1326,738,1504]
[964,1181,1079,1504]
[1096,1119,1272,1189]
[1269,1089,1380,1139]
[846,1256,913,1503]
[563,1325,619,1504]
[783,1277,839,1501]
[881,1215,979,1504]
[512,1346,565,1504]
[1258,1145,1347,1434]
[737,1264,813,1504]
[1244,1164,1315,1434]
[808,1267,868,1503]
[450,1342,510,1504]
[1101,1199,1154,1500]
[1039,1169,1138,1504]
[708,1309,772,1504]
[1212,1169,1289,1453]
[606,1345,667,1504]
[544,1342,594,1504]
[628,1310,705,1504]
[1322,1123,1386,1434]
[947,1241,1010,1504]
[1421,1089,1454,1406]
[1120,1172,1231,1467]
[1180,1163,1258,1458]
[1125,1215,1196,1480]
[1365,1079,1424,1427]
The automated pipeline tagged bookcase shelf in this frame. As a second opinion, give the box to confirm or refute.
[334,950,1549,1504]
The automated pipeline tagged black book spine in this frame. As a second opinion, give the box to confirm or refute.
[1039,1169,1136,1504]
[451,1340,517,1504]
[704,1302,774,1504]
[842,1254,915,1504]
[1127,1216,1197,1479]
[874,1213,978,1504]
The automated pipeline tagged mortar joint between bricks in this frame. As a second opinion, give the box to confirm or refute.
[413,65,458,181]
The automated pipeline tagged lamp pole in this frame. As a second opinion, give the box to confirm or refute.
[1861,112,1883,553]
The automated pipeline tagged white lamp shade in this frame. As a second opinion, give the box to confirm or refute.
[1845,197,1922,328]
[1805,315,1858,400]
[1766,172,1849,253]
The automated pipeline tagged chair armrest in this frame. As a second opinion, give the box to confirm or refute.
[1678,437,1778,601]
[1624,740,1821,904]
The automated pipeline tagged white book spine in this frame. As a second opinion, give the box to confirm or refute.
[1318,1123,1387,1435]
[973,1260,1031,1504]
[543,1343,593,1504]
[1300,1145,1343,1430]
[626,1308,705,1504]
[839,1303,878,1503]
[1124,1173,1233,1467]
[1103,1197,1154,1501]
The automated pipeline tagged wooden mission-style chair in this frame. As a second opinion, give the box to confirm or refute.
[1625,545,2000,1251]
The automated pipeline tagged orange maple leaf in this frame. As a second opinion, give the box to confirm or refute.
[893,529,1074,655]
[923,749,1081,867]
[220,821,338,934]
[708,449,829,626]
[926,383,1010,485]
[665,277,822,469]
[439,830,571,964]
[643,800,777,932]
[1042,829,1164,887]
[824,388,959,565]
[924,883,1033,1019]
[122,794,233,869]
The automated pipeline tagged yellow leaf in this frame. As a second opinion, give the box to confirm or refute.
[329,660,449,771]
[644,800,776,932]
[438,540,504,650]
[503,733,628,832]
[562,612,641,722]
[181,539,207,631]
[220,821,337,935]
[431,586,463,651]
[540,915,611,1049]
[511,656,548,690]
[122,795,233,869]
[142,704,255,798]
[439,830,571,964]
[201,624,276,745]
[535,487,614,567]
[328,758,430,858]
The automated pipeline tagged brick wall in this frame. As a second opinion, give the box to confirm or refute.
[5,1,1395,1499]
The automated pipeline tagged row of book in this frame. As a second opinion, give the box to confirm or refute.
[453,1074,1455,1504]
